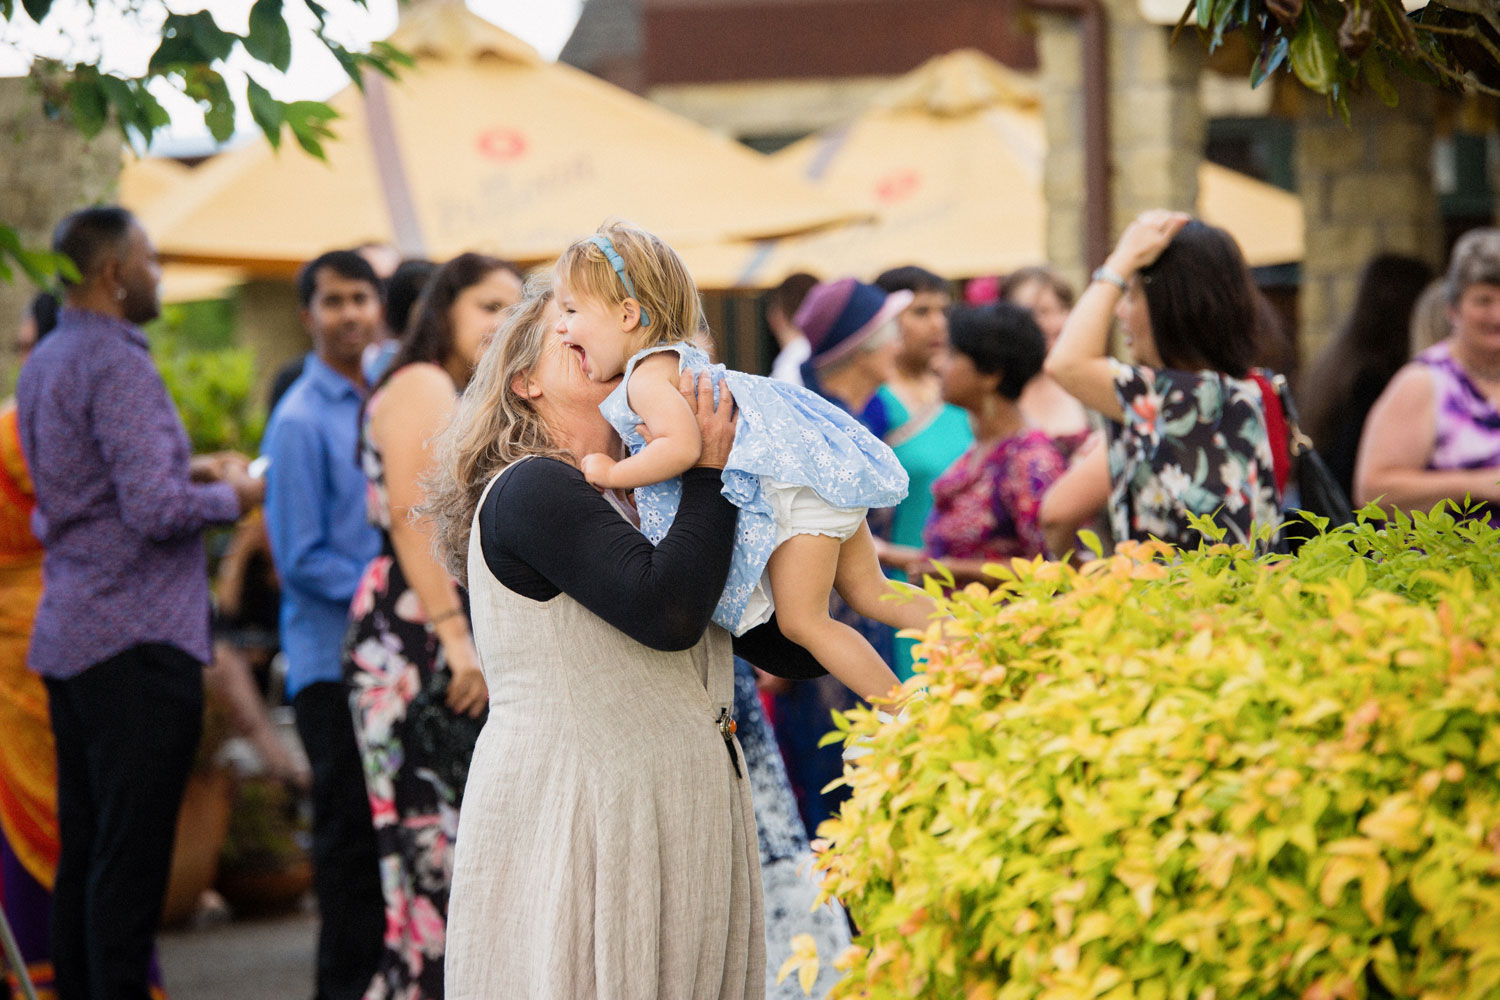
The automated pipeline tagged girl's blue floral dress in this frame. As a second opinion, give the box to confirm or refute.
[600,343,908,634]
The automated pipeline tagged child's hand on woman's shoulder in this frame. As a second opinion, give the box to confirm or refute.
[581,452,618,489]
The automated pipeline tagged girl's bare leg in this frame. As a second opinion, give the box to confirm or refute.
[834,522,940,631]
[766,533,900,701]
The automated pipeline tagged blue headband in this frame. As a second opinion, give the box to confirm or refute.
[588,234,651,327]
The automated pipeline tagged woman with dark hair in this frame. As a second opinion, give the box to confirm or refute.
[342,252,522,1000]
[868,265,971,678]
[1299,254,1433,501]
[363,257,438,385]
[904,303,1066,585]
[1039,211,1283,553]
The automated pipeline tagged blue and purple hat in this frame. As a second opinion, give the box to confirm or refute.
[794,277,913,372]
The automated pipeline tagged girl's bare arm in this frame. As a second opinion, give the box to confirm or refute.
[582,353,704,490]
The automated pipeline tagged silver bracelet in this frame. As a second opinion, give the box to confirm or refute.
[1091,265,1129,292]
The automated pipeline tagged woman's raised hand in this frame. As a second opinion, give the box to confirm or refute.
[1106,210,1191,279]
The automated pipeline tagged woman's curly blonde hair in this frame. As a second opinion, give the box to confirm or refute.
[420,275,567,583]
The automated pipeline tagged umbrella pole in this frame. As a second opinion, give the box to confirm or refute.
[0,905,41,1000]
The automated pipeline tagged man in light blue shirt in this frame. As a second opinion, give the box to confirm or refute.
[261,249,383,1000]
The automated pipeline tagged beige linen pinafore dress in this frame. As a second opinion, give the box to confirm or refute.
[445,464,765,1000]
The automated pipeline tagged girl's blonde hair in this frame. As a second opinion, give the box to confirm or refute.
[421,274,568,583]
[554,220,702,349]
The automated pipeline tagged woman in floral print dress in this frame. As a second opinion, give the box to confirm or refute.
[1039,211,1283,555]
[343,254,522,999]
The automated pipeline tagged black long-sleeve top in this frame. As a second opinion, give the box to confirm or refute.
[478,458,825,679]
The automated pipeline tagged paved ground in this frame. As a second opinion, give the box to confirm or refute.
[158,905,317,1000]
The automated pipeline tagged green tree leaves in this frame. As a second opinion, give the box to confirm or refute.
[148,11,238,72]
[1192,0,1500,112]
[0,227,77,285]
[244,0,293,73]
[59,66,170,143]
[1,0,409,285]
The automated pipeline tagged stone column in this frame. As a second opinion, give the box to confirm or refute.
[1034,11,1089,287]
[0,73,121,389]
[1107,6,1205,231]
[1294,81,1442,358]
[235,278,307,407]
[1034,2,1203,287]
[1491,129,1500,227]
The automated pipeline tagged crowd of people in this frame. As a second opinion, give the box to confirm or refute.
[1,199,1498,1000]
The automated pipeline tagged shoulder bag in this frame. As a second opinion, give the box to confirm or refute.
[1256,372,1355,551]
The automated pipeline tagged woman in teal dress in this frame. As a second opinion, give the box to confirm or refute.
[868,267,972,679]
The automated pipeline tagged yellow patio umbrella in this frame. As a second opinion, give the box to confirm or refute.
[681,49,1304,288]
[149,0,863,276]
[118,155,246,302]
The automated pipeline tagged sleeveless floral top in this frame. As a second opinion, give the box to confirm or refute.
[359,385,392,532]
[1413,340,1500,524]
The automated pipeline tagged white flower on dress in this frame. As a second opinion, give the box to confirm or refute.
[1194,378,1222,415]
[1137,480,1171,514]
[1219,459,1245,494]
[1158,463,1193,498]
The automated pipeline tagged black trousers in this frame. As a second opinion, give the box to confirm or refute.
[45,643,203,1000]
[293,680,383,1000]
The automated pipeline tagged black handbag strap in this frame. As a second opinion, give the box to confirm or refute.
[1268,373,1314,458]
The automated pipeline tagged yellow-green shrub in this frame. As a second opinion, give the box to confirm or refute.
[813,506,1500,999]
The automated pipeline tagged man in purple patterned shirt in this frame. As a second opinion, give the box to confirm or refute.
[16,206,264,1000]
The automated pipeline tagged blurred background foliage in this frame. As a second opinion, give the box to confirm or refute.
[148,300,265,454]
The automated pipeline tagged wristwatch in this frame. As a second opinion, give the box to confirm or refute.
[1092,265,1129,292]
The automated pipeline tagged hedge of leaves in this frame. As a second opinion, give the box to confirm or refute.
[807,506,1500,999]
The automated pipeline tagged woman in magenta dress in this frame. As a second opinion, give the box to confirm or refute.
[907,303,1066,586]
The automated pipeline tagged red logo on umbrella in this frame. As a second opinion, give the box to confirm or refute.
[874,169,920,204]
[477,128,528,162]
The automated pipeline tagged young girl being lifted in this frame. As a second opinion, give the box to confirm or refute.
[555,221,939,701]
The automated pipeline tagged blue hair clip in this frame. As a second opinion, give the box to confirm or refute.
[588,234,650,327]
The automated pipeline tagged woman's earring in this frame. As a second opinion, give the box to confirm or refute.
[115,288,127,302]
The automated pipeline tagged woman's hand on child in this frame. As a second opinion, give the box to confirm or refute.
[581,452,619,489]
[686,371,736,469]
[632,370,736,470]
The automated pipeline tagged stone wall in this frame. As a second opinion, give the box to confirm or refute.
[1492,130,1500,230]
[1032,1,1204,287]
[235,279,308,407]
[1033,12,1088,288]
[1293,81,1443,358]
[1107,9,1204,230]
[648,77,892,141]
[0,74,121,389]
